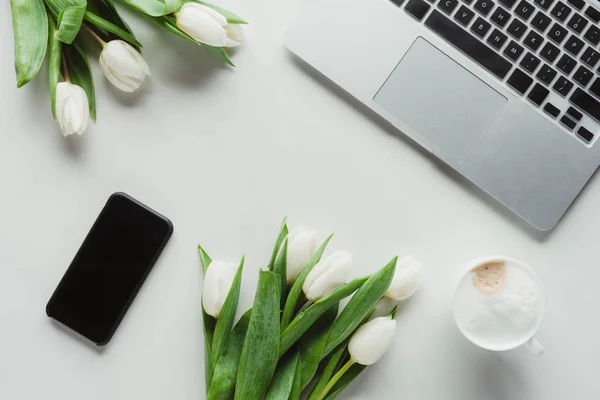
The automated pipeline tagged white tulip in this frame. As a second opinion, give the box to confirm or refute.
[55,82,90,137]
[99,40,150,92]
[202,260,238,318]
[348,316,397,365]
[285,227,317,284]
[175,3,243,48]
[385,256,423,301]
[302,251,351,301]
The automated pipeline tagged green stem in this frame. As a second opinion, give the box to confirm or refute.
[317,359,355,400]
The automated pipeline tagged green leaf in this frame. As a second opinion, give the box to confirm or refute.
[280,276,368,358]
[323,364,367,400]
[201,44,235,67]
[55,6,87,44]
[235,271,280,400]
[198,244,213,275]
[194,0,248,24]
[307,345,346,400]
[211,256,244,364]
[267,217,288,271]
[298,304,339,390]
[118,0,166,16]
[10,0,48,87]
[48,17,62,119]
[84,11,143,48]
[207,309,252,400]
[321,257,398,359]
[272,239,288,307]
[88,0,136,41]
[264,350,299,400]
[289,354,303,400]
[63,43,96,119]
[281,234,334,331]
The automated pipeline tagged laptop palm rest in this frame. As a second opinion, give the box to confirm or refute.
[374,37,507,163]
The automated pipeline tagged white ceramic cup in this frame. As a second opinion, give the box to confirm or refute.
[453,256,546,355]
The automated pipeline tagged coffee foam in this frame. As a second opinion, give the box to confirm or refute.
[454,258,545,350]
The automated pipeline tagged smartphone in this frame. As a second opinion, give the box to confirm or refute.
[46,192,173,346]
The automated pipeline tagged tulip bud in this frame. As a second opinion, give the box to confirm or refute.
[202,260,238,318]
[302,251,351,301]
[385,256,423,301]
[348,316,397,365]
[175,3,244,48]
[99,40,150,92]
[55,82,90,137]
[285,227,317,284]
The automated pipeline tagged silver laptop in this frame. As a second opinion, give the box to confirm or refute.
[286,0,600,230]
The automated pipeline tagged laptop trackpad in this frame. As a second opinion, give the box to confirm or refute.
[374,37,507,163]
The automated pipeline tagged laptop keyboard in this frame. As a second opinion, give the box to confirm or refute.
[391,0,600,144]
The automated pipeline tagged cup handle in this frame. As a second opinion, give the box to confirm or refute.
[524,337,544,355]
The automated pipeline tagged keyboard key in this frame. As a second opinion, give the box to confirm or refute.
[573,65,593,86]
[527,83,550,105]
[540,42,561,62]
[564,35,585,56]
[536,64,558,84]
[471,17,492,37]
[454,5,476,25]
[577,126,594,142]
[570,88,600,122]
[474,0,496,15]
[585,6,600,23]
[584,26,600,46]
[515,0,536,19]
[507,18,528,38]
[566,13,588,34]
[567,0,584,10]
[534,0,554,10]
[560,115,577,130]
[499,0,516,8]
[581,48,600,68]
[391,0,406,6]
[520,52,542,72]
[439,0,460,13]
[487,29,509,49]
[427,0,437,3]
[553,75,574,95]
[491,7,512,26]
[504,40,525,60]
[532,11,552,31]
[548,23,568,43]
[543,102,561,117]
[462,0,475,3]
[557,54,577,74]
[508,69,534,94]
[550,1,572,22]
[405,0,432,20]
[425,11,513,78]
[566,106,583,120]
[524,30,544,50]
[591,78,600,98]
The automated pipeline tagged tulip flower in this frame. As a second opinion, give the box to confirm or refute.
[55,82,90,137]
[303,251,351,301]
[285,227,317,284]
[175,3,244,47]
[385,256,423,301]
[202,260,238,318]
[348,316,397,365]
[99,40,150,92]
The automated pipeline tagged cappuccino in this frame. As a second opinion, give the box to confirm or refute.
[453,257,545,351]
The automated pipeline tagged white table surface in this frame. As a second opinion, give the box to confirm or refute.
[2,1,600,399]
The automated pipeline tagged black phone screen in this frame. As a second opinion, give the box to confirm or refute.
[46,193,173,345]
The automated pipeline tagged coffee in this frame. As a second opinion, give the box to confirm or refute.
[453,258,545,351]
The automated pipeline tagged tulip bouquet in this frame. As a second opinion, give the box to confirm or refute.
[9,0,246,137]
[199,219,423,399]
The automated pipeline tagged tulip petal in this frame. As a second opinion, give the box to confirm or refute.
[385,256,423,301]
[348,317,396,365]
[99,40,149,92]
[225,24,244,43]
[183,2,228,25]
[176,6,228,47]
[286,227,317,284]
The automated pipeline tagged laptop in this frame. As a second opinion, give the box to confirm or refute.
[286,0,600,230]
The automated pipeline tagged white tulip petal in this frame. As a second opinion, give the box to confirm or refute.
[224,38,241,48]
[99,40,149,92]
[303,251,351,301]
[385,256,423,301]
[349,317,396,365]
[182,3,228,26]
[176,7,228,47]
[202,260,238,318]
[225,24,244,43]
[100,60,136,92]
[285,227,317,284]
[55,82,90,137]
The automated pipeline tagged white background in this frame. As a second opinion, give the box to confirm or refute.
[1,1,599,399]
